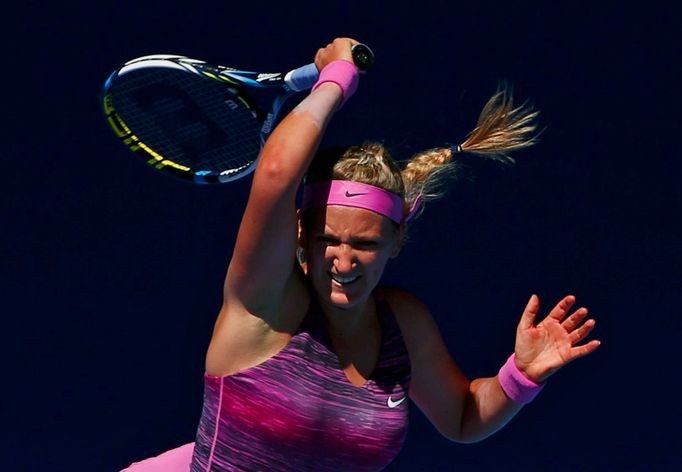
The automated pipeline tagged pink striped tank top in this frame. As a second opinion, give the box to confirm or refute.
[190,294,411,471]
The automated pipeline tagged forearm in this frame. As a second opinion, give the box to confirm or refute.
[223,83,342,299]
[457,375,524,443]
[252,83,342,195]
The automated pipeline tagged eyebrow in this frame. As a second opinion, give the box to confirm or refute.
[314,231,383,244]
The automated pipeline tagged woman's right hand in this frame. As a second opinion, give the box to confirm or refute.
[314,37,359,70]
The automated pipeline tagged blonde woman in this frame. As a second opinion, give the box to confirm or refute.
[123,37,600,472]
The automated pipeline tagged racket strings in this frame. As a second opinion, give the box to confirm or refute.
[109,68,261,178]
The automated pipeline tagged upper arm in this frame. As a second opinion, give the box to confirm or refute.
[226,163,299,314]
[225,121,316,315]
[207,115,326,375]
[384,288,471,441]
[225,87,341,318]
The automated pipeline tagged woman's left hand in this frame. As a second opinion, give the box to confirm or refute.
[513,294,600,382]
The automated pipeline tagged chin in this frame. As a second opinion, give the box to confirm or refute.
[328,292,355,309]
[310,272,375,311]
[326,283,372,310]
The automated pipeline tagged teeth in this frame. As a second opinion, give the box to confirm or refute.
[330,273,359,284]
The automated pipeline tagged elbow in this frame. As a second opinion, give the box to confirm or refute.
[441,424,491,444]
[252,155,296,196]
[435,419,474,444]
[444,432,487,445]
[439,391,493,444]
[439,425,483,444]
[256,139,290,181]
[257,159,288,183]
[254,141,306,189]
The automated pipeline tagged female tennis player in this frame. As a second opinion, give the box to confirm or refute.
[123,37,600,471]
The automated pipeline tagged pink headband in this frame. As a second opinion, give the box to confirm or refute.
[302,180,423,224]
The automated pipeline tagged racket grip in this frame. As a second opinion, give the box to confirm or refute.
[285,43,375,92]
[285,63,319,92]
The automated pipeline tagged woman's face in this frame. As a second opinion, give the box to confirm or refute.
[300,205,402,311]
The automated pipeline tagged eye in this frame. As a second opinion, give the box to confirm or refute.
[316,236,339,246]
[354,240,379,250]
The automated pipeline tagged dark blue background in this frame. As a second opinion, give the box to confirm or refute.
[4,1,680,470]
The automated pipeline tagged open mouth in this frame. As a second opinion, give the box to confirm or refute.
[329,272,361,285]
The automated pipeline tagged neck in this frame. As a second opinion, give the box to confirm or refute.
[318,293,376,338]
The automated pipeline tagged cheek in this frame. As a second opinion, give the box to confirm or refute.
[305,245,331,270]
[362,252,391,276]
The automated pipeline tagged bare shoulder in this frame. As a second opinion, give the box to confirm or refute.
[205,269,310,376]
[376,286,429,316]
[375,287,469,437]
[376,286,445,357]
[377,286,434,322]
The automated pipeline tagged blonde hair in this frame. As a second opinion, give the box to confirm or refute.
[306,83,540,223]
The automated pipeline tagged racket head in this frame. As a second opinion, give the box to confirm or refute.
[102,55,287,183]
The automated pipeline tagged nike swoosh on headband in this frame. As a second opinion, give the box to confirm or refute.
[302,180,405,224]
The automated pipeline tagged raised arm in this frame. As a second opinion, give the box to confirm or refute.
[205,38,362,375]
[224,38,357,316]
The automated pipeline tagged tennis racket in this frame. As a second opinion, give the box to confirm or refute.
[102,44,374,184]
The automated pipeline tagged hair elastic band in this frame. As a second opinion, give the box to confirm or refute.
[498,354,546,404]
[312,60,359,107]
[403,194,424,225]
[303,180,412,224]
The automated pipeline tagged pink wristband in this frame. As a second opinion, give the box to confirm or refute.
[498,354,546,404]
[312,59,359,107]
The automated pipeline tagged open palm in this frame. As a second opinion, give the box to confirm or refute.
[513,294,600,382]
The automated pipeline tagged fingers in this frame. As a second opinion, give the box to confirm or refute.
[315,37,357,70]
[562,306,589,332]
[546,295,576,323]
[560,300,596,346]
[518,294,540,330]
[568,317,597,345]
[569,339,601,360]
[567,311,600,362]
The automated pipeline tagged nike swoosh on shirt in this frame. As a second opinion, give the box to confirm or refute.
[387,396,407,408]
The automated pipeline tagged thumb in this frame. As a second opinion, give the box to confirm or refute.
[518,294,540,330]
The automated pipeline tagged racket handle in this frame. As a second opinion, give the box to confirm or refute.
[284,43,375,92]
[285,63,320,92]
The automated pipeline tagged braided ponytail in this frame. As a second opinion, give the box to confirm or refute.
[458,83,540,161]
[400,83,539,221]
[304,83,539,225]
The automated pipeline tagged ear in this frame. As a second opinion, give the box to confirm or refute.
[296,210,309,273]
[297,209,307,247]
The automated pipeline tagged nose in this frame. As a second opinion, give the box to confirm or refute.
[332,243,356,273]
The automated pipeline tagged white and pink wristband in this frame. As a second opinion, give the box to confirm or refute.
[312,59,359,107]
[498,354,546,404]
